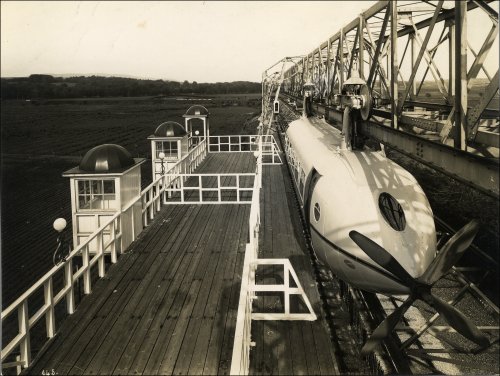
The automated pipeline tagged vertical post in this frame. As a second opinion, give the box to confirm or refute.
[339,29,344,92]
[390,0,399,128]
[326,39,331,104]
[218,175,221,203]
[111,219,117,263]
[44,278,56,337]
[18,301,31,368]
[143,196,148,226]
[359,14,365,79]
[97,232,105,277]
[455,0,467,150]
[156,181,161,212]
[83,245,91,294]
[236,175,240,203]
[410,32,417,99]
[284,263,290,315]
[448,19,456,103]
[65,259,75,314]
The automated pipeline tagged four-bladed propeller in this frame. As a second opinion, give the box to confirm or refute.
[349,220,490,355]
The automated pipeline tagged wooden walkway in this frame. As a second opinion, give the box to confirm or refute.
[27,153,254,376]
[26,152,339,375]
[249,163,339,375]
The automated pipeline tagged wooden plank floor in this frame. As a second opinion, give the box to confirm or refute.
[249,163,340,375]
[26,152,255,376]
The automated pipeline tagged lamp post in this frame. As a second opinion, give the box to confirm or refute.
[54,217,83,302]
[159,152,166,175]
[53,218,68,265]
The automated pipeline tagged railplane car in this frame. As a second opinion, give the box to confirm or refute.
[284,115,437,295]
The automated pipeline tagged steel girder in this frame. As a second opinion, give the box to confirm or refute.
[280,0,499,197]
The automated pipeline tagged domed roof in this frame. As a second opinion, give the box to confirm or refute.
[79,144,135,173]
[154,121,187,137]
[184,105,209,116]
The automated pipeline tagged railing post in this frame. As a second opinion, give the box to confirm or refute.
[218,175,221,202]
[83,245,91,294]
[142,195,148,226]
[156,182,161,212]
[199,175,203,203]
[284,263,290,315]
[64,259,75,314]
[111,219,117,263]
[18,301,31,369]
[43,278,55,338]
[97,232,105,277]
[149,192,154,220]
[162,176,167,204]
[236,175,240,203]
[129,208,134,244]
[180,177,185,203]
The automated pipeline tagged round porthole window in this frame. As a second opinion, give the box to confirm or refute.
[378,192,406,231]
[313,203,321,222]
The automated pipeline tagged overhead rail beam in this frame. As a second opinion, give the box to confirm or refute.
[280,0,499,198]
[314,102,499,197]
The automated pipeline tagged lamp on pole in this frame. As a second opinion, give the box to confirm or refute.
[53,218,68,265]
[159,152,166,175]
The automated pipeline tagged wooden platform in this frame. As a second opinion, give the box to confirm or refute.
[27,153,254,375]
[249,163,340,375]
[26,151,339,375]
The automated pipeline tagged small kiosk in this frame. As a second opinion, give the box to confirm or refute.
[148,121,189,182]
[182,105,210,147]
[63,144,145,253]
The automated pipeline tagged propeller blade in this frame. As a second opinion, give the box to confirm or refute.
[424,293,489,347]
[361,297,414,355]
[349,230,415,287]
[420,220,480,285]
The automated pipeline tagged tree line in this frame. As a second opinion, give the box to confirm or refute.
[0,74,261,100]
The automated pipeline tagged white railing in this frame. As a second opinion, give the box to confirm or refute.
[0,211,123,372]
[162,173,255,204]
[208,135,259,152]
[209,134,282,165]
[2,134,278,374]
[141,140,207,225]
[230,135,315,375]
[230,141,262,376]
[1,139,208,374]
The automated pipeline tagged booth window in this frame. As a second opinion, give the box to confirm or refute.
[156,141,179,159]
[77,179,116,210]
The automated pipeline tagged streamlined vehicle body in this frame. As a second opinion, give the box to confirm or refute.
[284,115,437,295]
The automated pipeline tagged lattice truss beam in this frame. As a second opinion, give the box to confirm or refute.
[282,0,499,152]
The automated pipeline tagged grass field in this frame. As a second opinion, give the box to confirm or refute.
[1,94,261,308]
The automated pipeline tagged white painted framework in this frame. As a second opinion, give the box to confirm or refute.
[0,139,208,374]
[229,136,315,376]
[1,133,290,375]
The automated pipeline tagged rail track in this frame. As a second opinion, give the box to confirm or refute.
[276,104,499,374]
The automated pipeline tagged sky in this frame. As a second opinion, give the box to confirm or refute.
[1,1,373,82]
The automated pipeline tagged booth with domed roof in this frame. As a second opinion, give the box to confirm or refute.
[148,121,189,182]
[63,144,145,253]
[182,105,210,147]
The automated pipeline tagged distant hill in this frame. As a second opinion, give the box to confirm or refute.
[0,74,261,100]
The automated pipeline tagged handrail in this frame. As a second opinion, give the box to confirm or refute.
[230,136,263,375]
[208,134,278,153]
[1,138,208,373]
[162,173,255,204]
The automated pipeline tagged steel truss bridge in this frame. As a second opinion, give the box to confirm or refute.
[264,0,499,198]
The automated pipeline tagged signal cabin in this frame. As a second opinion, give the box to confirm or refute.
[182,105,210,147]
[63,144,145,253]
[148,121,189,182]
